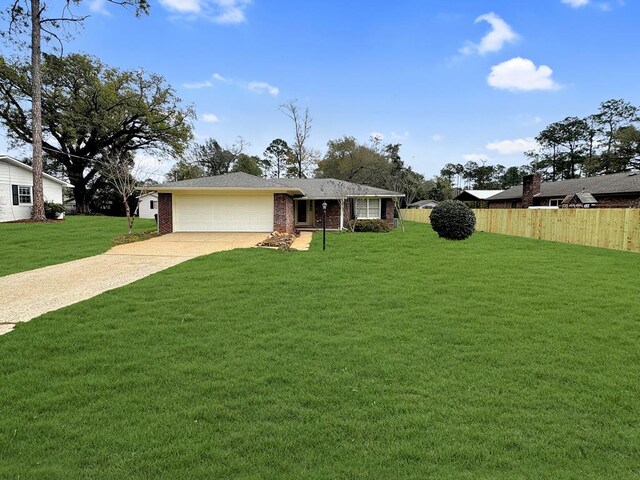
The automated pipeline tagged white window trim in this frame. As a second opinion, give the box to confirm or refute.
[355,198,382,219]
[18,185,33,206]
[548,198,564,207]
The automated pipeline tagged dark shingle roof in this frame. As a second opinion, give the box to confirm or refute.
[488,172,640,201]
[153,171,285,189]
[275,178,402,198]
[152,172,402,198]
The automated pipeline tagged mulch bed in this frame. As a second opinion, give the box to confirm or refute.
[257,231,299,250]
[113,230,160,246]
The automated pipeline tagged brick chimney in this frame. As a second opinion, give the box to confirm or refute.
[521,173,541,208]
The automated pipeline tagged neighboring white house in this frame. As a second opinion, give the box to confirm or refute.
[138,192,158,219]
[0,155,69,222]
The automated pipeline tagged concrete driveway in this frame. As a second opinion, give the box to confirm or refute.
[0,232,268,335]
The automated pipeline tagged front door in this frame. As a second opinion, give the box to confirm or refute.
[295,200,314,226]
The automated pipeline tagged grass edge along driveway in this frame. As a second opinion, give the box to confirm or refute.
[0,215,157,276]
[1,222,639,478]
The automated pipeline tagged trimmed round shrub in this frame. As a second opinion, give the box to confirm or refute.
[429,200,476,240]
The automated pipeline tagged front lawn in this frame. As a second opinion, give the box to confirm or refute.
[0,215,156,276]
[1,223,639,478]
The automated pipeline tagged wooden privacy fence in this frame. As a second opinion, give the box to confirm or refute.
[400,208,640,253]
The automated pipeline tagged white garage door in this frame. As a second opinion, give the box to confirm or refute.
[173,194,274,232]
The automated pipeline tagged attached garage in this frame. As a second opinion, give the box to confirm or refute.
[151,171,401,235]
[173,193,274,232]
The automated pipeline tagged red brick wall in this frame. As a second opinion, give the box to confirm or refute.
[273,194,294,233]
[158,193,173,234]
[522,173,542,208]
[311,198,396,229]
[313,200,345,229]
[589,195,639,208]
[384,198,395,227]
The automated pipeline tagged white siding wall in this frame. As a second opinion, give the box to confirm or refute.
[0,161,65,222]
[138,193,158,219]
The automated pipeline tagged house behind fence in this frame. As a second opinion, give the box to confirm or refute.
[486,172,640,209]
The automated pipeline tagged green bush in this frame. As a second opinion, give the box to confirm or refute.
[348,219,392,233]
[44,201,66,219]
[429,200,476,240]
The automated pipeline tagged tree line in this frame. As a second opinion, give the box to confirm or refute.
[436,98,640,192]
[2,8,638,216]
[527,99,640,180]
[0,0,462,214]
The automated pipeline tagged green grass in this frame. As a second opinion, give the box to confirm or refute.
[1,223,639,479]
[0,215,156,276]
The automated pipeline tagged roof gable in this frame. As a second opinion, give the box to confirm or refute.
[0,155,70,186]
[275,178,402,198]
[455,189,504,201]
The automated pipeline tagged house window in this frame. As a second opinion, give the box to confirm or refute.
[548,198,563,207]
[355,198,381,219]
[150,200,157,210]
[18,186,32,205]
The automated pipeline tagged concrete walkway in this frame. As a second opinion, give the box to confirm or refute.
[0,232,267,335]
[290,231,313,251]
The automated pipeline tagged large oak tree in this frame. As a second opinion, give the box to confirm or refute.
[3,0,149,220]
[0,53,194,212]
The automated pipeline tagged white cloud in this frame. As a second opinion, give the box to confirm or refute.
[247,81,279,96]
[89,0,112,15]
[183,73,280,96]
[183,80,214,89]
[212,72,231,83]
[488,57,560,92]
[460,12,519,55]
[391,131,410,140]
[212,0,250,24]
[562,0,589,7]
[159,0,250,23]
[159,0,201,14]
[201,113,220,123]
[432,134,444,141]
[463,153,490,163]
[486,137,539,155]
[518,114,542,125]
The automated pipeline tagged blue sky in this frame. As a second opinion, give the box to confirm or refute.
[3,0,639,179]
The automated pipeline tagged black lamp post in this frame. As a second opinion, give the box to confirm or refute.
[322,201,327,250]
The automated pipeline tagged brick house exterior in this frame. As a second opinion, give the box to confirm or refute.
[273,194,295,233]
[487,172,640,209]
[305,198,396,230]
[151,173,402,233]
[158,193,173,234]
